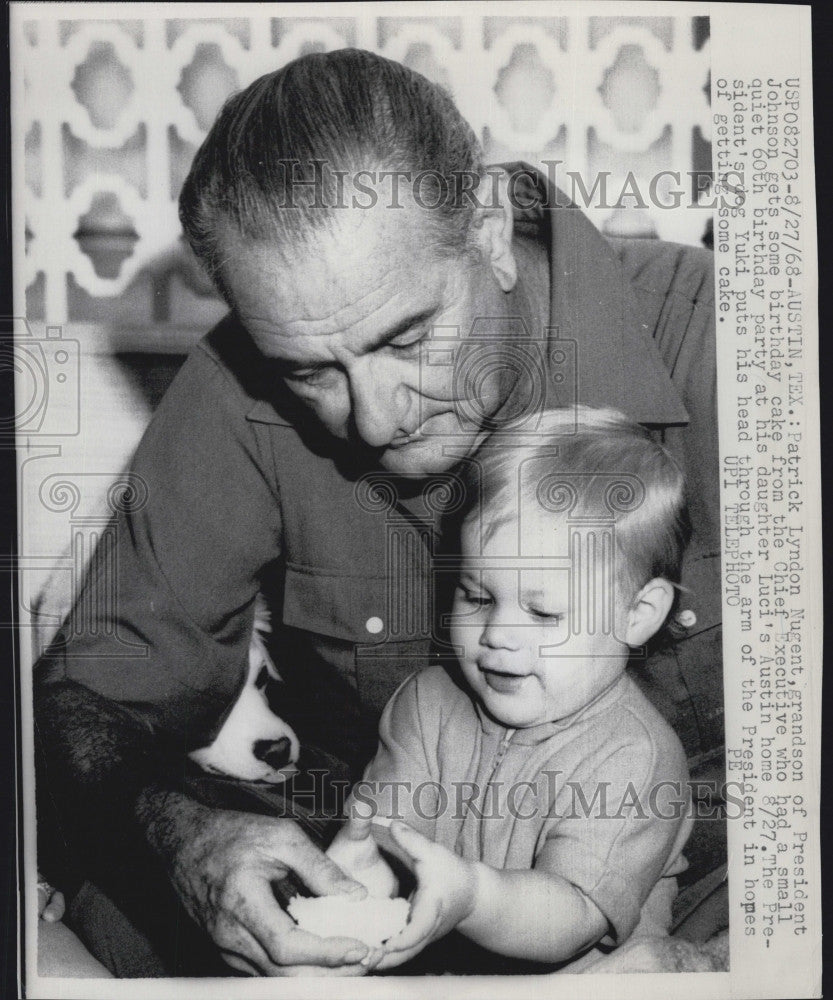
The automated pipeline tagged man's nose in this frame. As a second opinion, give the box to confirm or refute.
[348,360,409,448]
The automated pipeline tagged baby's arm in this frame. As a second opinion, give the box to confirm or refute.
[327,670,443,899]
[459,863,607,961]
[327,810,398,900]
[375,821,607,969]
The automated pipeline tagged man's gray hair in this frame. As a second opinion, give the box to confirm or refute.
[179,48,486,298]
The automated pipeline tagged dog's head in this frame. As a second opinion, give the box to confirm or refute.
[189,602,301,784]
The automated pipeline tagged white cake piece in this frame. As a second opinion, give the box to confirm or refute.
[287,894,410,947]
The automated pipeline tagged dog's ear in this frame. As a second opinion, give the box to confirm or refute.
[189,598,300,783]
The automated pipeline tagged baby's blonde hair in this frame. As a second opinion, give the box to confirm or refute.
[461,406,691,609]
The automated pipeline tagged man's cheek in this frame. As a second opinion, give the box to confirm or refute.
[295,391,350,436]
[418,365,456,404]
[317,410,350,439]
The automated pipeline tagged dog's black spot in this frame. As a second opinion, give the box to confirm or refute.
[253,737,292,769]
[261,676,288,716]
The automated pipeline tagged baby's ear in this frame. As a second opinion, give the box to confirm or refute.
[624,578,675,646]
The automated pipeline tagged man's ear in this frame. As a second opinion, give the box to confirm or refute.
[624,578,675,647]
[471,168,517,291]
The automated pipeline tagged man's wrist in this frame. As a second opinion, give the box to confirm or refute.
[136,785,205,862]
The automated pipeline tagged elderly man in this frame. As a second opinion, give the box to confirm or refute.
[34,48,720,977]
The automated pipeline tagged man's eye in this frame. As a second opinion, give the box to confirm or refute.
[388,329,427,354]
[284,368,334,387]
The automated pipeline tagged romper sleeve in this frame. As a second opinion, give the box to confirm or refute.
[535,722,693,946]
[351,667,448,840]
[35,341,284,745]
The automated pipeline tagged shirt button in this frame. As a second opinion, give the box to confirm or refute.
[365,616,384,635]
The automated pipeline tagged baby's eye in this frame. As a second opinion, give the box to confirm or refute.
[524,606,564,623]
[457,586,492,608]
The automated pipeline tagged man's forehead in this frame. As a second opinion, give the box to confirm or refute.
[226,200,443,283]
[221,205,452,335]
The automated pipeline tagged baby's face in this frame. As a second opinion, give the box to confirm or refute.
[450,514,632,729]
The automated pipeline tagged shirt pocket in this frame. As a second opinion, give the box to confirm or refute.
[280,561,434,720]
[282,562,423,646]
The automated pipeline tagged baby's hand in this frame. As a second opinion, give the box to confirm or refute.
[326,811,398,901]
[372,821,477,971]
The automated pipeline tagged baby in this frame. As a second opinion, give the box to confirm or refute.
[326,406,695,971]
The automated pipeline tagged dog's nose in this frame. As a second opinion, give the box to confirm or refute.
[253,736,293,769]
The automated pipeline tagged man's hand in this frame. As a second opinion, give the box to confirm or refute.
[139,788,373,976]
[326,812,398,900]
[371,821,477,971]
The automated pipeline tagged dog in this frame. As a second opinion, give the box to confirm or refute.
[189,596,301,784]
[33,552,300,785]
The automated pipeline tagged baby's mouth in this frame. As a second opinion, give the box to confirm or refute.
[480,669,532,695]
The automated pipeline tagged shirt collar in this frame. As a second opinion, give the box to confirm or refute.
[500,161,688,426]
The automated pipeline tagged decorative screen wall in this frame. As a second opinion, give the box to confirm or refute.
[17,14,711,329]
